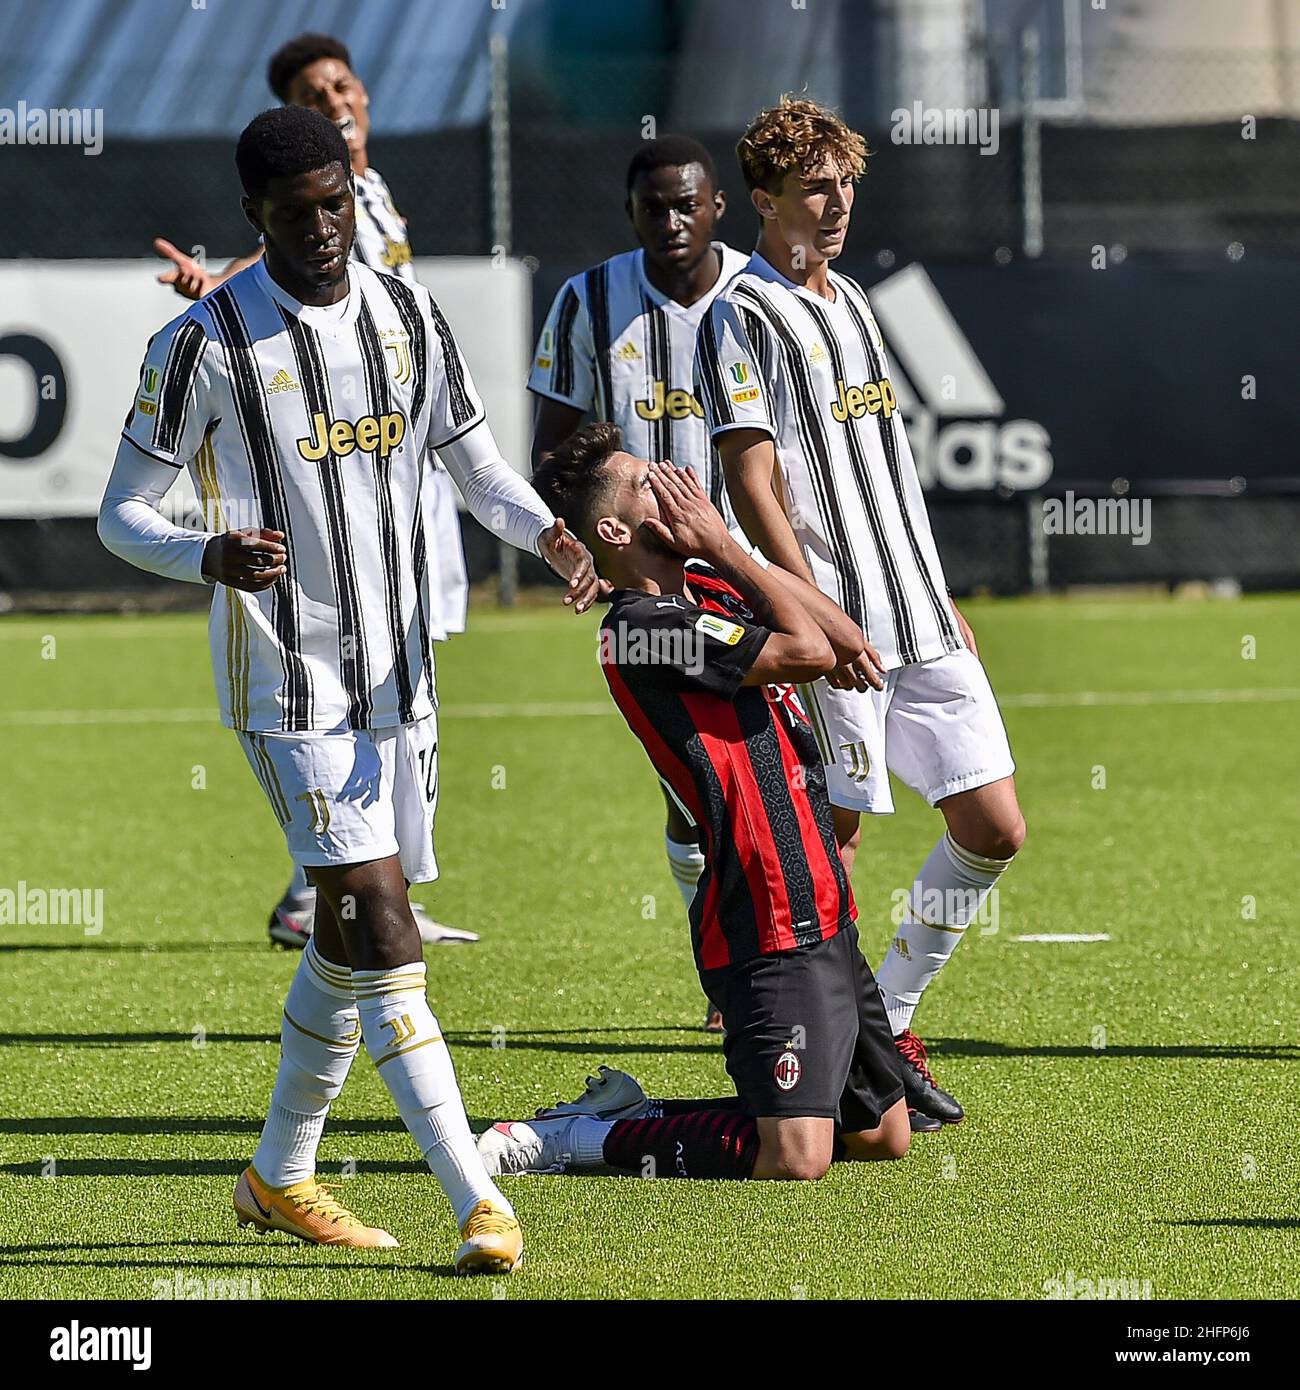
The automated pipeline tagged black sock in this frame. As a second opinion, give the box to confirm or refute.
[648,1096,743,1117]
[603,1109,759,1179]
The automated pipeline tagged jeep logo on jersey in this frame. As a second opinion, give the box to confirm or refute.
[869,262,1052,491]
[634,382,704,421]
[829,376,898,423]
[296,410,406,463]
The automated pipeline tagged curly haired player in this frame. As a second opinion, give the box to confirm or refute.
[695,97,1027,1128]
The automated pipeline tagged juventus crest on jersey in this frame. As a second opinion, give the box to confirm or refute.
[528,243,749,520]
[122,258,483,734]
[696,252,962,672]
[351,167,415,282]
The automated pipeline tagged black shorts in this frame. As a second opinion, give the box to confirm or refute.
[700,921,905,1131]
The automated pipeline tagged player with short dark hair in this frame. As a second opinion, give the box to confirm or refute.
[100,105,599,1269]
[266,31,354,103]
[153,32,473,948]
[477,424,910,1182]
[696,96,1027,1127]
[529,136,749,1029]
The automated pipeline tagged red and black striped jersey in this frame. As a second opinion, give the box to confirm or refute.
[600,562,854,972]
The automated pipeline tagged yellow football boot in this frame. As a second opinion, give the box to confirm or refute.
[233,1165,398,1249]
[454,1200,523,1275]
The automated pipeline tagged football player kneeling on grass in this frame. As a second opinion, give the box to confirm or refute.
[478,425,911,1181]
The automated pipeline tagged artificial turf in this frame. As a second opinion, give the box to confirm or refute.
[0,593,1296,1299]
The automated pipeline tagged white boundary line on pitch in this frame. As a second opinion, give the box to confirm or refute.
[1,687,1298,727]
[1012,933,1111,943]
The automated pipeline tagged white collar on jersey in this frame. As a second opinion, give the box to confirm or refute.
[636,240,739,314]
[253,256,362,336]
[748,249,842,305]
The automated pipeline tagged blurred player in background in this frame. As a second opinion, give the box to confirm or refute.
[101,108,599,1269]
[480,428,909,1182]
[529,136,748,1029]
[696,97,1026,1129]
[152,31,472,948]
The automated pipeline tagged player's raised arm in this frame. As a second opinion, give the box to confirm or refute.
[153,238,264,301]
[434,419,600,614]
[530,395,585,471]
[695,297,814,582]
[646,462,834,684]
[715,427,813,581]
[527,278,597,470]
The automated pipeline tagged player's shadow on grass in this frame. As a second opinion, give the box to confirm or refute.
[0,1116,410,1136]
[1162,1218,1300,1229]
[0,1158,430,1178]
[0,942,268,954]
[0,1026,720,1052]
[927,1038,1300,1062]
[0,1031,281,1046]
[0,1246,455,1275]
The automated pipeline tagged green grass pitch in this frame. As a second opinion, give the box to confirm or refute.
[1,593,1297,1300]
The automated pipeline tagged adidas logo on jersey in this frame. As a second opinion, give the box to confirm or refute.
[616,341,642,361]
[809,342,828,364]
[634,381,704,421]
[266,369,300,395]
[297,410,407,462]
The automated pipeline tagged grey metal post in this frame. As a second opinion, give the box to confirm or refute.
[1027,494,1049,594]
[1020,26,1044,260]
[489,29,518,606]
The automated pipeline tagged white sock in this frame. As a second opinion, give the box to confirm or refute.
[353,959,513,1226]
[569,1116,614,1168]
[251,937,359,1187]
[665,835,705,913]
[876,831,1015,1035]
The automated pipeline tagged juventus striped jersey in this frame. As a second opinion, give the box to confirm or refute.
[528,243,749,519]
[120,258,494,733]
[601,563,854,972]
[695,253,961,671]
[351,167,416,282]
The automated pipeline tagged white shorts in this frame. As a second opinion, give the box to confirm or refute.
[798,649,1015,815]
[238,715,440,883]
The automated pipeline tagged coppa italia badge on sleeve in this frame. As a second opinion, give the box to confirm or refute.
[728,360,760,404]
[774,1048,802,1091]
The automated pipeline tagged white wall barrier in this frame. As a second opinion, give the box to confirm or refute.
[0,257,531,518]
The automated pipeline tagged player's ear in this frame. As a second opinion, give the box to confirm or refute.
[240,195,266,237]
[595,514,629,548]
[713,188,726,221]
[750,186,776,221]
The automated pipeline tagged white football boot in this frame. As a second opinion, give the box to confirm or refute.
[476,1118,581,1176]
[534,1065,649,1122]
[409,900,480,945]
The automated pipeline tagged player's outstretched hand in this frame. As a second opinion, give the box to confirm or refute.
[825,644,886,692]
[539,518,604,613]
[202,528,287,592]
[644,460,729,558]
[153,237,217,301]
